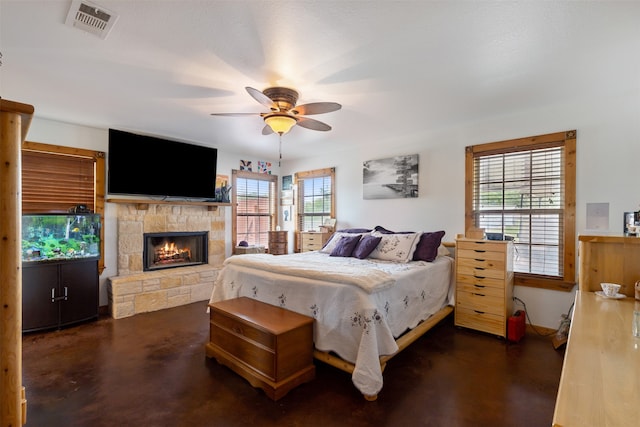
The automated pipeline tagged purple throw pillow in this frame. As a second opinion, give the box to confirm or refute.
[329,234,361,257]
[412,230,446,262]
[336,228,372,234]
[352,235,382,259]
[373,225,414,234]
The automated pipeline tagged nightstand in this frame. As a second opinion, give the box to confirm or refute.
[268,231,288,255]
[454,238,514,338]
[300,231,332,252]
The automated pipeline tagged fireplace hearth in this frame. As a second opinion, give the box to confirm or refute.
[143,231,208,271]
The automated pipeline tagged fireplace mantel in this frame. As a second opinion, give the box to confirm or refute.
[107,198,231,211]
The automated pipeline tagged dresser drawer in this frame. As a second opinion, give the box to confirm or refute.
[269,242,287,255]
[268,231,288,243]
[456,291,505,316]
[455,306,506,336]
[456,264,505,280]
[456,280,506,297]
[457,239,506,253]
[301,232,332,252]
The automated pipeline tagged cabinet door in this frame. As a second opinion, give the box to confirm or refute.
[59,260,98,327]
[22,263,60,332]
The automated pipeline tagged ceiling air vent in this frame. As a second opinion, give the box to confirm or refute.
[65,0,119,39]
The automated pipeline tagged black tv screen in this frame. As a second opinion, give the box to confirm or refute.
[108,129,218,199]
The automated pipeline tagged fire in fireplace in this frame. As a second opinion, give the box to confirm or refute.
[143,231,208,271]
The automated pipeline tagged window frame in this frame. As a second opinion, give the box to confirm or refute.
[295,167,335,251]
[22,141,106,274]
[465,130,576,292]
[231,169,278,252]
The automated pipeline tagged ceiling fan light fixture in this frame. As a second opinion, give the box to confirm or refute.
[264,114,297,135]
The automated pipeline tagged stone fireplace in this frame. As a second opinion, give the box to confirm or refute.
[107,201,226,319]
[143,231,208,271]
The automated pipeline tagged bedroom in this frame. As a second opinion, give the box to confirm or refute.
[2,1,639,426]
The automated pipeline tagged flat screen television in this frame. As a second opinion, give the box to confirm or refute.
[108,129,218,199]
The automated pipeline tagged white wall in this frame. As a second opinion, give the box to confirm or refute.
[25,83,640,328]
[283,87,640,329]
[25,118,280,306]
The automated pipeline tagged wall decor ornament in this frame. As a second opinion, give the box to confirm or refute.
[363,154,419,199]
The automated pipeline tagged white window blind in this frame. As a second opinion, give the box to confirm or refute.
[473,146,564,277]
[233,171,276,247]
[297,173,333,232]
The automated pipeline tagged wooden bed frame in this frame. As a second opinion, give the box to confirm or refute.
[314,241,456,401]
[313,304,453,401]
[208,241,456,401]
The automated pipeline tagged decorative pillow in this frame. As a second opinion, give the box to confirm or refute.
[336,228,372,234]
[437,244,450,257]
[373,225,414,234]
[352,235,382,259]
[329,234,361,257]
[368,231,421,262]
[321,232,363,253]
[412,230,446,262]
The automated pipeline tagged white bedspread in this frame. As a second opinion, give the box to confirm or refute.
[209,251,454,397]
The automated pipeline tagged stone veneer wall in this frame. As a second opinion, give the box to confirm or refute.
[108,203,225,319]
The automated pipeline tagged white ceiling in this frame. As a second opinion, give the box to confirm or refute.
[1,1,639,161]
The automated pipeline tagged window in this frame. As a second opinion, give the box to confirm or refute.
[465,130,576,292]
[295,167,335,233]
[232,170,277,249]
[22,141,106,273]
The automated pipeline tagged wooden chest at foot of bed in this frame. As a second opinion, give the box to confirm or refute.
[206,297,315,400]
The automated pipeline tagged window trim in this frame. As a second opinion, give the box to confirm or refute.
[465,130,576,292]
[294,167,336,252]
[22,141,106,274]
[231,169,278,252]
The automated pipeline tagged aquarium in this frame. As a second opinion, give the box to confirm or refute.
[22,213,101,262]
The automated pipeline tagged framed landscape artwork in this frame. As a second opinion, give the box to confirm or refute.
[363,154,419,199]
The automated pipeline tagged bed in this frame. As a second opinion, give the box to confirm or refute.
[208,228,455,400]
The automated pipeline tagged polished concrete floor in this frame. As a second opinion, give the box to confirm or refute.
[22,301,564,427]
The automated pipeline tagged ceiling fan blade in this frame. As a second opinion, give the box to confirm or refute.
[297,117,332,131]
[210,112,261,117]
[246,86,278,110]
[292,102,341,115]
[262,124,274,135]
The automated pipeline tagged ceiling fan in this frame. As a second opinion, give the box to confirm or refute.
[211,87,341,135]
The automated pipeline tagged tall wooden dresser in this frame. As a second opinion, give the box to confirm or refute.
[454,238,514,338]
[300,231,332,252]
[268,231,288,255]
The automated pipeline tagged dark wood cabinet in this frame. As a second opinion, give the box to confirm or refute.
[268,231,288,255]
[22,258,99,332]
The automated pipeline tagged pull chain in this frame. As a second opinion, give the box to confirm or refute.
[278,133,282,167]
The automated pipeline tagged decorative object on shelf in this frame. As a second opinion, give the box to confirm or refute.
[363,154,419,200]
[240,160,252,171]
[215,174,229,201]
[219,185,232,203]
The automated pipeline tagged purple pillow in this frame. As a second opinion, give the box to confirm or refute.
[337,228,372,234]
[352,235,382,259]
[329,234,361,257]
[373,225,414,234]
[412,230,445,262]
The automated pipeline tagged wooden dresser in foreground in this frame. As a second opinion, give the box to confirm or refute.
[454,238,514,338]
[268,230,288,255]
[206,297,315,400]
[300,231,332,252]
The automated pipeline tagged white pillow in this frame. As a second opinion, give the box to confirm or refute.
[368,231,421,263]
[320,232,363,254]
